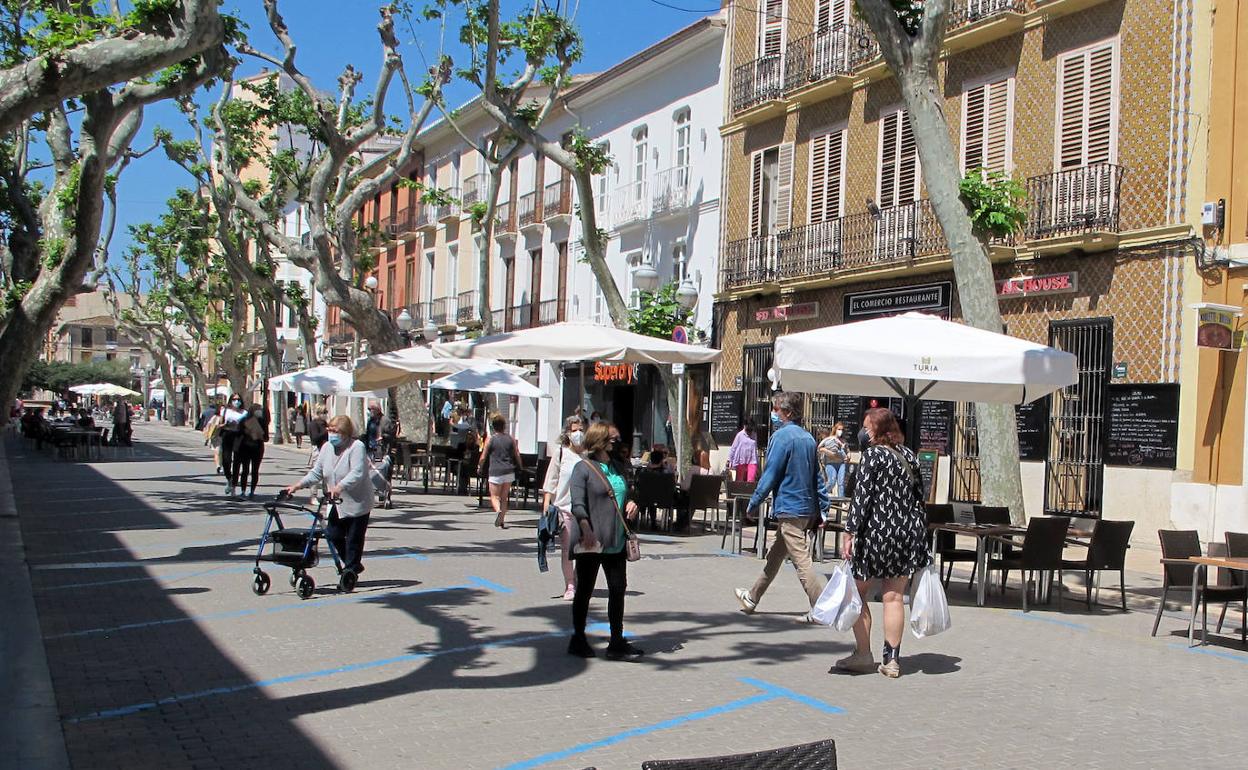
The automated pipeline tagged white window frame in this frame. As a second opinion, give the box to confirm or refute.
[756,0,787,58]
[1053,37,1121,169]
[632,125,649,201]
[960,69,1016,175]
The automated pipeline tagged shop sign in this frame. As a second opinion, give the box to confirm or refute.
[593,361,636,385]
[327,347,351,362]
[1194,304,1240,350]
[996,272,1078,298]
[844,282,951,321]
[755,302,819,324]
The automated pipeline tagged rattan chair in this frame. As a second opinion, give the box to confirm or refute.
[634,470,679,531]
[927,503,977,588]
[686,474,725,531]
[1060,519,1134,610]
[1151,529,1247,644]
[640,738,837,769]
[988,516,1071,611]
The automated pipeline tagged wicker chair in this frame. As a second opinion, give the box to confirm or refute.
[1060,519,1134,610]
[686,474,725,531]
[927,503,977,588]
[634,470,679,531]
[641,739,837,769]
[1151,529,1247,644]
[987,516,1071,611]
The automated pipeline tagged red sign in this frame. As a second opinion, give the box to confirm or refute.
[755,302,819,324]
[996,272,1078,298]
[594,362,636,385]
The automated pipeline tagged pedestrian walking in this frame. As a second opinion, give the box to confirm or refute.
[291,404,308,449]
[479,413,522,528]
[111,398,132,446]
[733,392,829,622]
[308,405,329,448]
[727,419,759,482]
[834,408,932,679]
[567,421,644,660]
[284,415,375,578]
[818,422,849,496]
[231,403,269,500]
[219,395,248,495]
[541,415,585,600]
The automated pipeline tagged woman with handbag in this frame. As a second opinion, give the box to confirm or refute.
[836,408,932,679]
[567,421,644,661]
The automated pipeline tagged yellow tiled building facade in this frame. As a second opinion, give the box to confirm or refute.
[714,0,1216,530]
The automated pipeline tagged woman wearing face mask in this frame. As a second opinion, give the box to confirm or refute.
[231,403,269,500]
[818,422,849,496]
[219,395,248,496]
[284,415,375,577]
[567,421,643,660]
[541,415,586,600]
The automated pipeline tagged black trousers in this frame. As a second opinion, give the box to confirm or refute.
[327,510,370,573]
[220,432,238,476]
[572,551,628,644]
[231,442,264,491]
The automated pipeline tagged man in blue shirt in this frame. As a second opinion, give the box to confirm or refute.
[735,391,830,622]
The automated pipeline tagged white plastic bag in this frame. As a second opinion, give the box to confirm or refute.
[811,562,862,631]
[908,564,952,638]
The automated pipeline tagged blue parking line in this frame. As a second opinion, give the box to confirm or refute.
[467,575,512,594]
[1010,611,1090,631]
[499,678,843,770]
[1172,643,1248,663]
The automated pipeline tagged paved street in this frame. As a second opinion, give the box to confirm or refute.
[2,424,1246,769]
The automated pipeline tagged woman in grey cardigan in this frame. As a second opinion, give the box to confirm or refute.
[567,421,643,660]
[284,415,377,576]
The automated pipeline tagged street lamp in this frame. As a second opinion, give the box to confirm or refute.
[364,275,379,291]
[396,308,414,333]
[421,317,439,342]
[675,278,699,311]
[632,261,660,293]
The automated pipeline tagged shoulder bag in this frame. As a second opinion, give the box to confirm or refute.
[582,461,641,562]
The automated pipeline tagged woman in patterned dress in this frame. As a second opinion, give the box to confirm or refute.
[835,408,932,679]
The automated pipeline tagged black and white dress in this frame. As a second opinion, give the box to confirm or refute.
[845,444,932,580]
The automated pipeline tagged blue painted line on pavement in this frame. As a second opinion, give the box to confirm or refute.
[1010,611,1090,631]
[466,575,512,594]
[498,677,844,770]
[1172,643,1248,663]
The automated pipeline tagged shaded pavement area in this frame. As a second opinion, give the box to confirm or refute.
[2,423,1247,769]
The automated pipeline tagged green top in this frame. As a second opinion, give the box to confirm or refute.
[598,461,627,554]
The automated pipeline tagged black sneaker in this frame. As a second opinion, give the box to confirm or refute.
[605,641,644,660]
[567,635,596,658]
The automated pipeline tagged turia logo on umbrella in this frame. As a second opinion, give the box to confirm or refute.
[913,356,939,373]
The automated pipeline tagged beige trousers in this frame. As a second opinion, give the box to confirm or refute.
[749,519,826,607]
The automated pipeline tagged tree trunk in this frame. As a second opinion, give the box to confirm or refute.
[0,285,71,427]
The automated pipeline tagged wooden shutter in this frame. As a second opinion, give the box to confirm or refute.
[1057,41,1117,169]
[760,0,784,57]
[879,111,899,208]
[749,151,765,236]
[962,77,1013,174]
[879,109,918,208]
[809,129,845,223]
[775,142,795,230]
[816,0,847,28]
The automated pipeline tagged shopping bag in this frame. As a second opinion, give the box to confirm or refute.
[811,562,862,631]
[909,564,952,638]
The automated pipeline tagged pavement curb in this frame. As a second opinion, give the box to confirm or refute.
[0,436,71,770]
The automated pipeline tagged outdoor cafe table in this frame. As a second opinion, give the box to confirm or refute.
[1183,556,1248,646]
[928,521,1094,607]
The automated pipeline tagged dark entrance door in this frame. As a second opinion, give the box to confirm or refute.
[1045,318,1112,518]
[742,343,775,443]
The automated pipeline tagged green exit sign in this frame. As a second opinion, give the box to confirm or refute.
[1112,362,1128,379]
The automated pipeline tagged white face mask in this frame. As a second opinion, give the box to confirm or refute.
[569,430,585,447]
[835,430,843,437]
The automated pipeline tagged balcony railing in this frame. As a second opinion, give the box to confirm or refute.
[429,296,455,326]
[510,303,533,330]
[1025,162,1123,239]
[538,299,565,325]
[437,188,461,223]
[456,290,478,325]
[490,308,506,330]
[403,302,426,326]
[949,0,1026,30]
[461,174,487,207]
[496,200,515,233]
[651,166,691,215]
[543,179,570,219]
[613,181,649,227]
[721,200,945,290]
[518,191,540,227]
[325,322,355,346]
[731,53,783,114]
[783,25,855,92]
[414,205,435,230]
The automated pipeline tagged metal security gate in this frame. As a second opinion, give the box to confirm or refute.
[742,343,775,443]
[949,401,981,503]
[1045,318,1112,517]
[807,393,835,434]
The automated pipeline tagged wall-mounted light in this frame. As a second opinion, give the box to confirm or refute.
[364,275,379,291]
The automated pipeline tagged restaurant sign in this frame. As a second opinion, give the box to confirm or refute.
[593,361,637,385]
[996,272,1078,298]
[1193,303,1241,350]
[755,302,819,324]
[844,282,951,321]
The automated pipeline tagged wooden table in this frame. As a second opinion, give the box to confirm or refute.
[929,521,1094,607]
[1185,556,1248,646]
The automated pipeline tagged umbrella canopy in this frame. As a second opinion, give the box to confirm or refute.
[773,312,1078,404]
[268,365,385,398]
[428,363,549,399]
[68,383,104,395]
[352,345,525,391]
[69,383,140,397]
[432,321,722,365]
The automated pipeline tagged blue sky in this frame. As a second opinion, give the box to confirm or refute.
[110,0,718,261]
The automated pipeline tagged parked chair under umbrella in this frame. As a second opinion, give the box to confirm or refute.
[988,516,1071,611]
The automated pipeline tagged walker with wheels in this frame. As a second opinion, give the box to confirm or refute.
[251,490,358,599]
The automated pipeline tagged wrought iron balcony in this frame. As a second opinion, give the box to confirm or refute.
[461,174,487,207]
[510,303,534,330]
[783,25,855,93]
[731,53,783,115]
[543,178,570,220]
[437,188,461,223]
[429,296,455,326]
[518,191,540,228]
[1024,162,1123,240]
[324,322,355,346]
[496,200,516,234]
[490,308,506,331]
[538,299,565,325]
[403,302,426,326]
[612,181,648,228]
[414,205,435,231]
[456,290,478,325]
[651,166,690,216]
[949,0,1027,30]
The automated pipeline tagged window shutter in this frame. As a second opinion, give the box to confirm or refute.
[1057,41,1117,169]
[879,111,898,208]
[809,130,844,223]
[761,0,784,57]
[1086,45,1115,164]
[1058,54,1086,169]
[775,142,795,230]
[897,114,918,203]
[749,151,765,237]
[963,84,987,173]
[963,77,1012,174]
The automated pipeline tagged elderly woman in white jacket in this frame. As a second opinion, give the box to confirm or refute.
[285,415,380,577]
[541,415,585,600]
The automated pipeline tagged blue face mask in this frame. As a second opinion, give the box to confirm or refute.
[328,433,343,448]
[770,411,782,426]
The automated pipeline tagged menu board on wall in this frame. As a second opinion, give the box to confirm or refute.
[917,450,938,503]
[1105,384,1180,468]
[1015,397,1050,462]
[710,390,744,445]
[918,400,955,454]
[833,396,863,449]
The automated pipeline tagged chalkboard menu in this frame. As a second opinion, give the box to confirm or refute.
[1106,384,1180,468]
[833,396,863,449]
[917,450,938,503]
[710,390,744,444]
[918,400,954,454]
[1015,397,1050,461]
